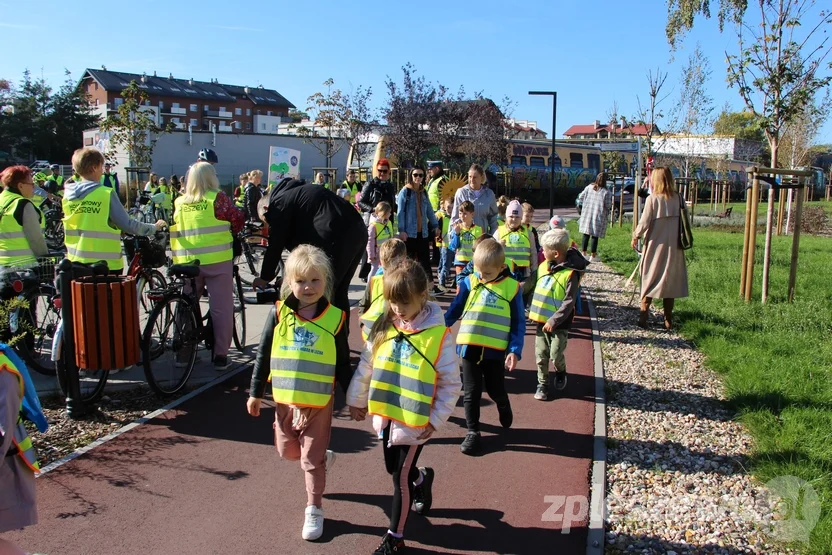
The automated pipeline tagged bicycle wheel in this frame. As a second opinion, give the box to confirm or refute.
[232,269,246,352]
[136,270,166,312]
[142,295,198,396]
[235,243,267,286]
[56,359,109,404]
[15,290,60,376]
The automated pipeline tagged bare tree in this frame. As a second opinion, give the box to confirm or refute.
[294,78,347,172]
[675,43,716,178]
[431,86,467,164]
[384,63,442,168]
[460,94,513,167]
[634,68,671,156]
[778,91,832,168]
[340,85,377,176]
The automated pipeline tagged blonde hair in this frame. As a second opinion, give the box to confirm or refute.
[540,228,571,254]
[182,162,220,203]
[521,202,534,214]
[280,244,334,302]
[379,238,406,269]
[473,239,505,272]
[374,201,391,216]
[368,258,429,353]
[250,169,263,179]
[650,167,677,198]
[497,195,509,217]
[71,147,105,177]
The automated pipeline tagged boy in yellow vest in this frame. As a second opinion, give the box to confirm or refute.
[433,197,454,289]
[448,200,483,277]
[444,239,525,456]
[528,229,588,400]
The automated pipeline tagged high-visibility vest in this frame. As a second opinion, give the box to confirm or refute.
[158,184,173,210]
[497,224,532,268]
[457,274,519,351]
[100,173,117,190]
[528,264,573,324]
[427,176,445,211]
[0,191,38,268]
[1,352,40,473]
[342,181,359,203]
[169,190,232,265]
[46,175,64,197]
[434,210,451,247]
[373,220,394,249]
[270,300,345,408]
[62,186,123,271]
[360,273,385,340]
[368,324,447,428]
[453,224,483,265]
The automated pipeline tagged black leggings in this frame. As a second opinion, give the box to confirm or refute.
[382,422,424,536]
[582,234,599,254]
[406,233,433,282]
[462,357,510,432]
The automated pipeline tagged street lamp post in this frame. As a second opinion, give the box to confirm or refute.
[529,91,558,218]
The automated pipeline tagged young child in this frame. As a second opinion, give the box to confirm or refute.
[496,195,509,227]
[434,197,455,289]
[246,245,352,541]
[367,201,395,278]
[497,200,538,284]
[522,202,541,260]
[445,239,524,455]
[454,233,493,286]
[528,229,588,400]
[347,259,461,555]
[448,200,483,276]
[360,238,407,340]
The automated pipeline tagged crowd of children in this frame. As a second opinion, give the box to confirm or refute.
[247,199,587,554]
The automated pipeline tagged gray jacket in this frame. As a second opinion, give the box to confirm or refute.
[0,370,37,533]
[64,180,156,237]
[450,185,499,236]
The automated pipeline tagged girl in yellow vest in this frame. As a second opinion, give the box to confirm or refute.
[360,238,407,341]
[444,239,525,456]
[497,200,538,284]
[366,201,394,278]
[347,259,461,555]
[246,245,352,542]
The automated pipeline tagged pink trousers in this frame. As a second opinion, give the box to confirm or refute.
[190,260,234,358]
[274,399,333,507]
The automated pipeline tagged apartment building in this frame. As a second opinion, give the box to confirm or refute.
[80,68,295,134]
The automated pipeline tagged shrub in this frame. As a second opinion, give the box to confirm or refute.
[789,206,829,236]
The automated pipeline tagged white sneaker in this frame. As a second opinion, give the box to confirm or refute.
[302,505,324,541]
[590,255,602,263]
[325,449,336,473]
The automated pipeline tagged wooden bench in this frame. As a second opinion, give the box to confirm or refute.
[715,207,733,218]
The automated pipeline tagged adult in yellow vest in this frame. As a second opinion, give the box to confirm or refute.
[45,164,64,197]
[63,147,165,274]
[0,344,48,542]
[99,162,120,196]
[314,172,330,191]
[341,169,361,204]
[0,166,51,268]
[169,161,244,370]
[157,177,173,222]
[144,172,159,193]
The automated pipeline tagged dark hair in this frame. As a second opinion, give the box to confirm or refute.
[0,165,32,195]
[593,171,608,190]
[459,200,475,214]
[407,165,426,187]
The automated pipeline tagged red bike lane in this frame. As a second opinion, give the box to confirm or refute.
[7,296,597,555]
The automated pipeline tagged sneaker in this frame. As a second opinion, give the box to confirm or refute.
[554,372,567,390]
[412,467,434,515]
[373,532,406,554]
[460,431,481,455]
[213,355,230,371]
[534,384,548,401]
[301,505,324,541]
[590,255,601,263]
[497,403,513,428]
[325,449,336,473]
[431,285,445,295]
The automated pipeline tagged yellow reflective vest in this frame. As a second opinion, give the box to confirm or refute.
[368,324,447,428]
[270,300,345,408]
[457,274,519,351]
[62,186,123,271]
[1,352,40,473]
[342,180,359,203]
[453,224,483,265]
[497,224,532,269]
[158,184,173,211]
[46,175,64,197]
[427,175,445,211]
[169,191,232,265]
[360,273,385,340]
[0,191,38,268]
[529,264,573,324]
[373,220,394,250]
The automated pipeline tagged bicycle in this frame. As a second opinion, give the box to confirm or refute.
[123,232,169,324]
[42,202,65,251]
[142,260,247,396]
[234,221,269,286]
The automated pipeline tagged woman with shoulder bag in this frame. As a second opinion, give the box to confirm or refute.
[397,166,440,293]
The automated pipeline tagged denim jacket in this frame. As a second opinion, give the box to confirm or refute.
[397,186,437,237]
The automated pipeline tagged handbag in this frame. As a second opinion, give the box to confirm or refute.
[678,193,694,250]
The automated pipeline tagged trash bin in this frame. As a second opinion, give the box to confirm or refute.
[71,275,140,370]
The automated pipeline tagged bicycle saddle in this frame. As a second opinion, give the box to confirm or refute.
[168,261,201,278]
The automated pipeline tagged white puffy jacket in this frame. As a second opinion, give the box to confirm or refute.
[346,302,462,446]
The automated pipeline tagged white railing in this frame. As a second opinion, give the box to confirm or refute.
[170,106,187,115]
[218,124,233,132]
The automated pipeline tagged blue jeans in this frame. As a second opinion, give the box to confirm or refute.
[439,247,454,285]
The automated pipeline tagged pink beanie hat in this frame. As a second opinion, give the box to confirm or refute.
[507,200,522,217]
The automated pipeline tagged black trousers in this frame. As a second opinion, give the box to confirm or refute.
[406,233,433,282]
[581,234,599,254]
[461,357,510,432]
[330,221,369,333]
[382,421,424,536]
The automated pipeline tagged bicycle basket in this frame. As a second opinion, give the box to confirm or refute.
[140,239,167,268]
[138,191,152,205]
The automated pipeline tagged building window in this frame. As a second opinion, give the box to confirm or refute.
[267,111,273,116]
[261,123,266,130]
[204,105,209,113]
[95,98,99,106]
[234,121,241,129]
[114,97,124,107]
[159,101,165,110]
[235,107,242,115]
[220,106,226,112]
[190,104,197,112]
[256,109,261,115]
[172,102,180,109]
[246,108,251,116]
[190,118,198,127]
[144,100,151,106]
[246,122,251,130]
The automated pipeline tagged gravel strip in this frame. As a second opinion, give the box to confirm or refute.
[581,262,796,554]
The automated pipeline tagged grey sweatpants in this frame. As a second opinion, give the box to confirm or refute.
[189,260,234,358]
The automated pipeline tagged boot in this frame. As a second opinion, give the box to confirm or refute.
[637,297,651,328]
[663,298,674,330]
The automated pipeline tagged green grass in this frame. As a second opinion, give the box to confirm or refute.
[694,200,832,218]
[574,220,832,553]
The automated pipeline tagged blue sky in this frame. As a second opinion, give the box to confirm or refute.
[1,0,830,143]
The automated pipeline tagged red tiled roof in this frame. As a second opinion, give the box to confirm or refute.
[564,123,656,136]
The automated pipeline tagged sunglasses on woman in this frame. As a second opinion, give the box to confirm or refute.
[412,173,424,178]
[378,169,389,174]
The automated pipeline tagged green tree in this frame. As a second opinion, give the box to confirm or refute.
[50,70,99,163]
[287,108,309,123]
[8,70,53,162]
[666,0,746,49]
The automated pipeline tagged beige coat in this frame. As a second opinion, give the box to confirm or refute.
[633,193,689,299]
[0,370,38,533]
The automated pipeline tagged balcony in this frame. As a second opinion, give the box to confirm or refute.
[171,122,186,130]
[165,106,187,115]
[218,123,233,132]
[205,110,232,119]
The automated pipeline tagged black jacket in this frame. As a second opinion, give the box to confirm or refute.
[357,178,397,213]
[260,178,368,282]
[243,182,262,222]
